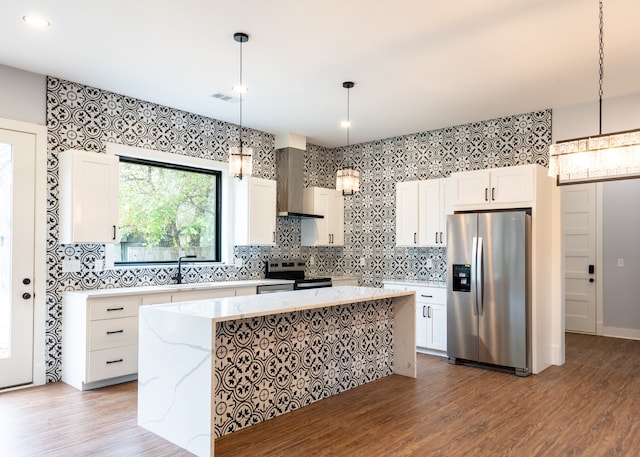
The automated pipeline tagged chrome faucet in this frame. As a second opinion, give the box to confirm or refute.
[175,255,196,284]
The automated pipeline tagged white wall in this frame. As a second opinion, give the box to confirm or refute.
[602,179,640,337]
[0,64,46,125]
[553,92,640,338]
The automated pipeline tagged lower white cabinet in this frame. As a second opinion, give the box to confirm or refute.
[383,282,447,355]
[62,285,254,390]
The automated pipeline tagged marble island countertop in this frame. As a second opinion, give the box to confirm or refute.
[144,286,415,322]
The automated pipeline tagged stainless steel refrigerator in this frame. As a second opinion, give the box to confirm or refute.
[446,210,531,376]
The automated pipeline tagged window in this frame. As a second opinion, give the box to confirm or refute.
[115,157,222,264]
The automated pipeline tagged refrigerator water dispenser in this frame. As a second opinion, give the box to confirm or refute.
[452,264,471,292]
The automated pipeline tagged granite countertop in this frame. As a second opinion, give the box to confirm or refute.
[62,279,295,298]
[142,286,414,322]
[382,279,447,289]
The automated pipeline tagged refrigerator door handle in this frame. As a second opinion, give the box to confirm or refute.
[476,237,484,315]
[471,236,478,316]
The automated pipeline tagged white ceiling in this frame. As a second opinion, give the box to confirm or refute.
[1,0,639,148]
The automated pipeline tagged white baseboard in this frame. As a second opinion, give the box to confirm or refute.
[602,326,640,341]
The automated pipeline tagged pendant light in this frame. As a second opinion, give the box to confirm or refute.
[548,0,640,185]
[336,81,360,196]
[228,32,252,180]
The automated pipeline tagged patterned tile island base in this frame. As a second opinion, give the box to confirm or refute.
[138,287,416,457]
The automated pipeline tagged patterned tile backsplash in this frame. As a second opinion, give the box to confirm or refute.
[45,76,550,381]
[214,299,393,437]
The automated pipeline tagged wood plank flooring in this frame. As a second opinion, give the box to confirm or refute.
[2,333,640,456]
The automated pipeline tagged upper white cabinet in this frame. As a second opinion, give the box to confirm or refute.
[450,164,536,210]
[59,149,120,244]
[233,177,277,246]
[301,187,344,246]
[396,178,452,247]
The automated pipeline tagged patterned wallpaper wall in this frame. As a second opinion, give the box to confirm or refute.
[45,76,551,382]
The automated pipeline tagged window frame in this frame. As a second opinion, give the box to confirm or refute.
[106,144,233,268]
[115,156,222,265]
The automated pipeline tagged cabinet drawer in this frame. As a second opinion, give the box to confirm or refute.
[235,286,256,296]
[87,345,138,383]
[408,287,446,304]
[173,288,236,302]
[89,296,140,321]
[89,316,138,351]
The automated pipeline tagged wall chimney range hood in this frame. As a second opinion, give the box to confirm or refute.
[276,147,323,218]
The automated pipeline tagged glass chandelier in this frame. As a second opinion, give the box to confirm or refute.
[336,81,360,195]
[548,0,640,185]
[229,32,252,180]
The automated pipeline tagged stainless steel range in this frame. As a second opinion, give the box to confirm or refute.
[265,258,332,290]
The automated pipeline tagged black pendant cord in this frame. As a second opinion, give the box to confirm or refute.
[598,0,604,135]
[239,37,243,151]
[346,85,350,153]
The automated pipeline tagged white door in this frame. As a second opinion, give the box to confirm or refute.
[0,128,36,389]
[563,184,597,333]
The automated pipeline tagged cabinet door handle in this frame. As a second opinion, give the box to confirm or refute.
[106,329,124,335]
[420,294,433,298]
[423,306,426,318]
[484,188,488,201]
[106,307,124,312]
[106,359,123,364]
[491,187,496,201]
[413,232,417,244]
[113,225,117,240]
[427,305,432,319]
[440,232,444,244]
[273,231,276,243]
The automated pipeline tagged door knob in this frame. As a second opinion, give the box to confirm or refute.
[589,278,595,283]
[23,278,31,285]
[22,292,32,300]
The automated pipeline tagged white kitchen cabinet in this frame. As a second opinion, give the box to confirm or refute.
[422,179,452,246]
[301,187,344,246]
[396,178,452,247]
[396,181,420,246]
[233,177,277,245]
[450,164,536,210]
[383,282,447,355]
[59,149,120,244]
[62,285,255,390]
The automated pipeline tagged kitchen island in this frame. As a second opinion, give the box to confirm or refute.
[138,286,416,457]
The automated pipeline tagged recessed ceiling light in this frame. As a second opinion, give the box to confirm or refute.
[23,15,51,28]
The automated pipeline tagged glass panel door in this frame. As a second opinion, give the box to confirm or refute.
[0,129,36,389]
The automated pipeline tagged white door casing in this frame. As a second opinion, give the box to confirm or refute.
[0,129,34,388]
[562,183,597,334]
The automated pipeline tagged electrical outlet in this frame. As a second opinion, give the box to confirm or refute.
[94,259,104,271]
[62,258,81,272]
[308,255,315,266]
[426,259,434,268]
[617,258,624,268]
[360,257,366,267]
[234,258,243,268]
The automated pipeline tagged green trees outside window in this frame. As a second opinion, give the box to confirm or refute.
[116,159,221,263]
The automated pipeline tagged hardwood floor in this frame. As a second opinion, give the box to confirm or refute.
[2,333,640,456]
